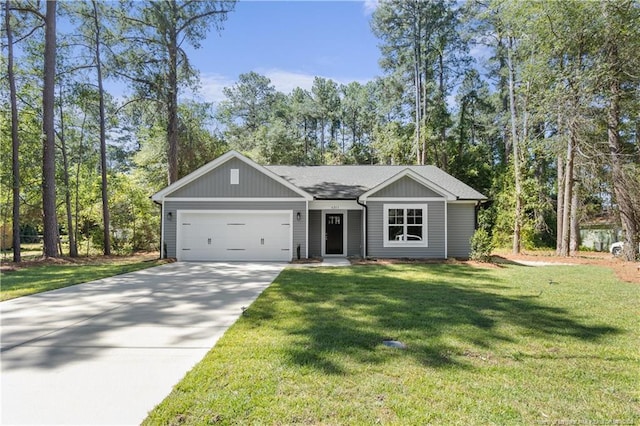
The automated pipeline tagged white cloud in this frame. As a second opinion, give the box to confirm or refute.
[362,0,379,15]
[194,73,235,104]
[262,69,317,93]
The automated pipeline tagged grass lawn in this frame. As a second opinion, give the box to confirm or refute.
[0,257,166,301]
[145,263,640,425]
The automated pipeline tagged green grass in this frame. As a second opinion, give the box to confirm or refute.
[144,263,640,425]
[0,258,165,301]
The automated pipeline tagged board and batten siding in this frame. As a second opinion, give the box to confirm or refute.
[308,210,322,258]
[347,210,363,257]
[168,157,300,198]
[164,200,307,259]
[368,176,442,198]
[367,200,446,258]
[447,203,476,259]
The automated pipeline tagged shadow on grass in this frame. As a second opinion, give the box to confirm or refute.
[249,264,620,374]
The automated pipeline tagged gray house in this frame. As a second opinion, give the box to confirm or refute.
[152,150,486,261]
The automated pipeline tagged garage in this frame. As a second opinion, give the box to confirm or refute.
[176,211,292,261]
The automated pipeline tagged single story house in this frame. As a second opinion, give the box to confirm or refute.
[151,150,487,261]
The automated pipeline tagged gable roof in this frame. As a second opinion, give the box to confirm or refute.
[151,151,313,201]
[151,150,486,202]
[265,164,486,201]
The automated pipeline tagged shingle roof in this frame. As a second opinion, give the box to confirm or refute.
[265,165,487,200]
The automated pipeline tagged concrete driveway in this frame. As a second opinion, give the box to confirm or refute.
[1,261,285,425]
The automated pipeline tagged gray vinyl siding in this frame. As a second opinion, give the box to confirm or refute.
[309,210,322,258]
[168,157,300,198]
[367,201,446,259]
[368,176,442,198]
[348,210,363,257]
[163,200,306,259]
[447,203,476,259]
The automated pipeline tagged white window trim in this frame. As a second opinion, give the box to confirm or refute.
[383,204,428,248]
[230,168,239,185]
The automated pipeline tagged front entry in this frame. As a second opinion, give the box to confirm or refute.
[325,213,344,255]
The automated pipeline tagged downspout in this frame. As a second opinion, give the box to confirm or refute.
[356,198,368,258]
[305,199,309,259]
[444,199,448,260]
[152,199,163,259]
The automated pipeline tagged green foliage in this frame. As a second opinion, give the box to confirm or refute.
[0,257,165,301]
[470,228,494,262]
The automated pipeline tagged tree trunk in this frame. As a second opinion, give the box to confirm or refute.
[607,73,639,261]
[556,154,565,255]
[602,2,638,261]
[167,0,179,183]
[413,11,422,165]
[42,0,59,258]
[506,37,522,254]
[58,86,77,257]
[92,0,111,254]
[569,181,580,255]
[5,0,21,263]
[560,126,576,257]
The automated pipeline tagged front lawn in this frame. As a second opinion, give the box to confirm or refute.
[0,256,166,301]
[145,263,639,425]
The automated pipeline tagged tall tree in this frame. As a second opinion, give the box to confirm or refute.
[598,0,640,261]
[310,77,340,163]
[373,0,465,166]
[118,0,235,183]
[5,0,21,262]
[91,0,111,254]
[42,0,59,257]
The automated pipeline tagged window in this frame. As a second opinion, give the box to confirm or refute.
[383,204,427,247]
[230,169,239,185]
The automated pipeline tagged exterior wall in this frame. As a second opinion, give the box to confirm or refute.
[309,210,322,258]
[367,200,446,258]
[447,203,476,259]
[164,200,306,259]
[168,157,300,198]
[368,176,442,198]
[347,210,363,257]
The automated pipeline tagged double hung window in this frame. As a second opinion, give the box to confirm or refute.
[383,204,427,247]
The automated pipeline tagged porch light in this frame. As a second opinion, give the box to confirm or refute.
[296,212,301,221]
[167,211,173,220]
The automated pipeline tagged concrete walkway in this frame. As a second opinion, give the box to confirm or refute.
[1,262,285,425]
[289,257,352,268]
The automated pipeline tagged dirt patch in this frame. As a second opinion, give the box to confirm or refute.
[0,252,167,273]
[493,251,639,284]
[351,252,640,284]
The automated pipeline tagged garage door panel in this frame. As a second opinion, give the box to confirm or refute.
[178,212,291,261]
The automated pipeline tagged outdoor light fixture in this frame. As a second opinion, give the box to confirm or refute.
[296,212,301,221]
[167,211,173,220]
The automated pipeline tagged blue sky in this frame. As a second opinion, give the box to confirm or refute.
[186,0,382,103]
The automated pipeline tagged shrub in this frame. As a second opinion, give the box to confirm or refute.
[470,228,494,262]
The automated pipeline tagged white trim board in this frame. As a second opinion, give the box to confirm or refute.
[165,197,306,202]
[309,200,363,210]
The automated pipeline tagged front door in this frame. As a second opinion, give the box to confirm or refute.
[325,213,344,255]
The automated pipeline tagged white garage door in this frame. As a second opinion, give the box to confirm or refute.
[177,211,292,261]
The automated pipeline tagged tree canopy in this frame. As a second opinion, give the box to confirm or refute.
[1,0,638,260]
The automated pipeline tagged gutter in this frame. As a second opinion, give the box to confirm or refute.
[356,198,368,258]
